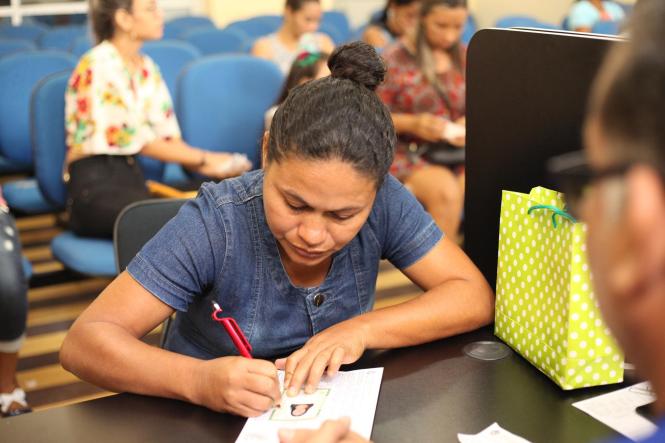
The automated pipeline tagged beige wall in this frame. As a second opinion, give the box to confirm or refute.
[205,0,334,27]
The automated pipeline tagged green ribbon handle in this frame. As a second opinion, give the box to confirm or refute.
[527,204,577,229]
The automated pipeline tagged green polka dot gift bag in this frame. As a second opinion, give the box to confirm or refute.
[494,186,624,390]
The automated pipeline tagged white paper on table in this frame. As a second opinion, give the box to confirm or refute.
[572,381,657,441]
[235,368,383,443]
[458,423,532,443]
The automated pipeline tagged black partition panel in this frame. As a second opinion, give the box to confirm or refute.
[464,28,622,288]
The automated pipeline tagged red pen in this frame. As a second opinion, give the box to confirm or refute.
[211,301,253,358]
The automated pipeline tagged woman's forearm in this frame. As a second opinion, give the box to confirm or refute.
[357,278,495,350]
[60,321,203,405]
[391,113,417,135]
[141,138,203,168]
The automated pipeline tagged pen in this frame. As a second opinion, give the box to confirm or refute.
[211,301,253,358]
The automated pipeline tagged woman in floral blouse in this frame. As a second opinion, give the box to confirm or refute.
[377,0,468,239]
[65,0,251,238]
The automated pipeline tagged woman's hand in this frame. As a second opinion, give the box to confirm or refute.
[195,151,252,179]
[411,113,447,142]
[275,320,368,397]
[278,418,370,443]
[193,356,282,417]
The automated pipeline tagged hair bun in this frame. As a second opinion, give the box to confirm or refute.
[328,41,386,91]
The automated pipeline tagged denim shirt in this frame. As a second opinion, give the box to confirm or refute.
[128,170,442,360]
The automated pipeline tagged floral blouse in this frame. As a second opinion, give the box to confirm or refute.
[377,41,466,178]
[65,40,181,159]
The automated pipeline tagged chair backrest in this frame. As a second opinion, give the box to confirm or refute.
[495,15,559,30]
[177,55,283,167]
[0,23,47,42]
[163,15,215,39]
[462,14,477,45]
[319,22,344,45]
[181,28,247,56]
[31,71,69,208]
[0,38,36,58]
[0,50,76,167]
[225,17,280,39]
[142,39,201,98]
[591,20,621,36]
[71,34,93,57]
[322,11,351,42]
[114,198,188,271]
[39,25,87,50]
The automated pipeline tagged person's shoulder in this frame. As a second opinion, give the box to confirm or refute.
[382,40,413,62]
[369,174,411,220]
[198,169,264,209]
[252,35,273,56]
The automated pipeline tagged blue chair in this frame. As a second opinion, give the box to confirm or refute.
[322,11,351,42]
[0,38,36,57]
[177,55,283,168]
[39,25,87,50]
[163,15,215,39]
[319,22,344,45]
[591,20,621,35]
[181,28,246,56]
[462,14,478,46]
[71,34,93,57]
[31,72,116,276]
[0,23,47,42]
[0,51,76,214]
[226,17,280,40]
[495,15,559,30]
[141,40,201,183]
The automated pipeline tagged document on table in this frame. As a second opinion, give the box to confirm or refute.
[236,368,383,443]
[458,423,532,443]
[572,382,657,441]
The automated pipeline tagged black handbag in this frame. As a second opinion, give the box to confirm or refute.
[409,141,465,167]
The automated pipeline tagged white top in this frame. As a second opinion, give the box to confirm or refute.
[65,41,181,159]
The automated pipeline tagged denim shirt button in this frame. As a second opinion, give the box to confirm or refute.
[313,293,326,307]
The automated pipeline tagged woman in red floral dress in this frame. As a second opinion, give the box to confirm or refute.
[378,0,468,238]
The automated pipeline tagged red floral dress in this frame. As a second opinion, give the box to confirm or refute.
[65,41,180,162]
[377,41,466,180]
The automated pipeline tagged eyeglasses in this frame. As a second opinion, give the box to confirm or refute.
[547,150,634,219]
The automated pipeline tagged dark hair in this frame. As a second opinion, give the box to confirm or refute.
[276,51,329,104]
[267,41,395,187]
[588,0,665,168]
[89,0,133,44]
[376,0,421,26]
[415,0,467,98]
[285,0,319,11]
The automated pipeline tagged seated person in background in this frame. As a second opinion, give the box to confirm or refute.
[0,188,31,418]
[66,0,251,238]
[566,0,625,32]
[362,0,421,51]
[377,0,468,239]
[60,42,494,419]
[252,0,335,75]
[265,50,330,131]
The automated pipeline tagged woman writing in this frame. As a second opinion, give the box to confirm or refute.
[61,42,494,418]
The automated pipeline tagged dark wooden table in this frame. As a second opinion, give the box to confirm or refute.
[1,328,624,442]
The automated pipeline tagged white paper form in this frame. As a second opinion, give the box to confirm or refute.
[236,368,383,443]
[458,423,532,443]
[572,382,657,441]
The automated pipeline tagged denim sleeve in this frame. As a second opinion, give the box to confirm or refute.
[376,175,443,269]
[127,187,225,312]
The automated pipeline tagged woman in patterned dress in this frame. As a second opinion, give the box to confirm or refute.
[65,0,252,238]
[377,0,468,239]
